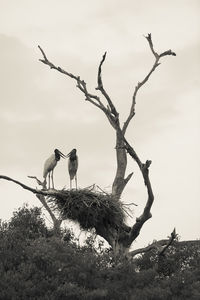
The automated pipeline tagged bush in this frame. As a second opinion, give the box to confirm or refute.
[0,205,200,300]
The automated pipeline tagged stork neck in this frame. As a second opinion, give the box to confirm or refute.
[70,153,77,161]
[55,152,60,161]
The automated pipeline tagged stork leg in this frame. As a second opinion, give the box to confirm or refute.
[70,179,72,190]
[48,172,51,189]
[51,170,54,189]
[43,178,47,189]
[75,174,77,190]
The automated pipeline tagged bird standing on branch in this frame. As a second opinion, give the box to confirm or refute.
[43,149,66,189]
[67,148,78,189]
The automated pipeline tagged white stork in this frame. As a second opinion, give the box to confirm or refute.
[67,148,78,189]
[43,149,66,189]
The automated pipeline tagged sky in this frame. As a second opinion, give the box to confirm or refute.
[0,0,199,249]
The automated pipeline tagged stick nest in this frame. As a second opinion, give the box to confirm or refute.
[47,187,126,231]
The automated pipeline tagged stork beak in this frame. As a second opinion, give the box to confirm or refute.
[58,150,66,159]
[66,148,76,157]
[66,150,72,158]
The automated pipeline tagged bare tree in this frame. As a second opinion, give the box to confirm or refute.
[0,34,182,257]
[38,34,176,255]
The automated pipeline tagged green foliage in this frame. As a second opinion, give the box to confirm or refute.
[8,204,50,239]
[0,205,200,300]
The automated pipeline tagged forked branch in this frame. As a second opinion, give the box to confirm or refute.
[38,45,120,130]
[159,228,177,256]
[96,52,119,120]
[38,45,107,112]
[122,33,176,134]
[129,228,177,258]
[0,175,66,198]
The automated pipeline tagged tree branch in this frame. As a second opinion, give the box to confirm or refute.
[36,194,62,236]
[38,45,77,80]
[124,172,134,185]
[38,45,121,130]
[113,134,154,246]
[1,175,63,235]
[129,232,200,259]
[28,175,46,188]
[122,33,176,134]
[111,123,154,238]
[0,175,63,198]
[38,45,108,113]
[159,228,177,256]
[96,52,119,120]
[129,228,177,258]
[130,240,169,258]
[127,160,153,246]
[27,175,61,224]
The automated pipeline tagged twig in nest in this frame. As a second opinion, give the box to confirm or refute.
[96,185,110,195]
[123,202,138,207]
[122,207,133,218]
[28,175,45,187]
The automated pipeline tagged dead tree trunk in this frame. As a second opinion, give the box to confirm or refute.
[112,130,130,199]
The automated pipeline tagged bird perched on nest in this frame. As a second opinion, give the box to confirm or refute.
[43,149,66,189]
[67,148,78,189]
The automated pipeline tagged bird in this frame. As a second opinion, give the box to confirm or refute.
[67,148,78,189]
[43,149,66,189]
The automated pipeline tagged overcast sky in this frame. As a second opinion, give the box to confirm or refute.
[0,0,199,248]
